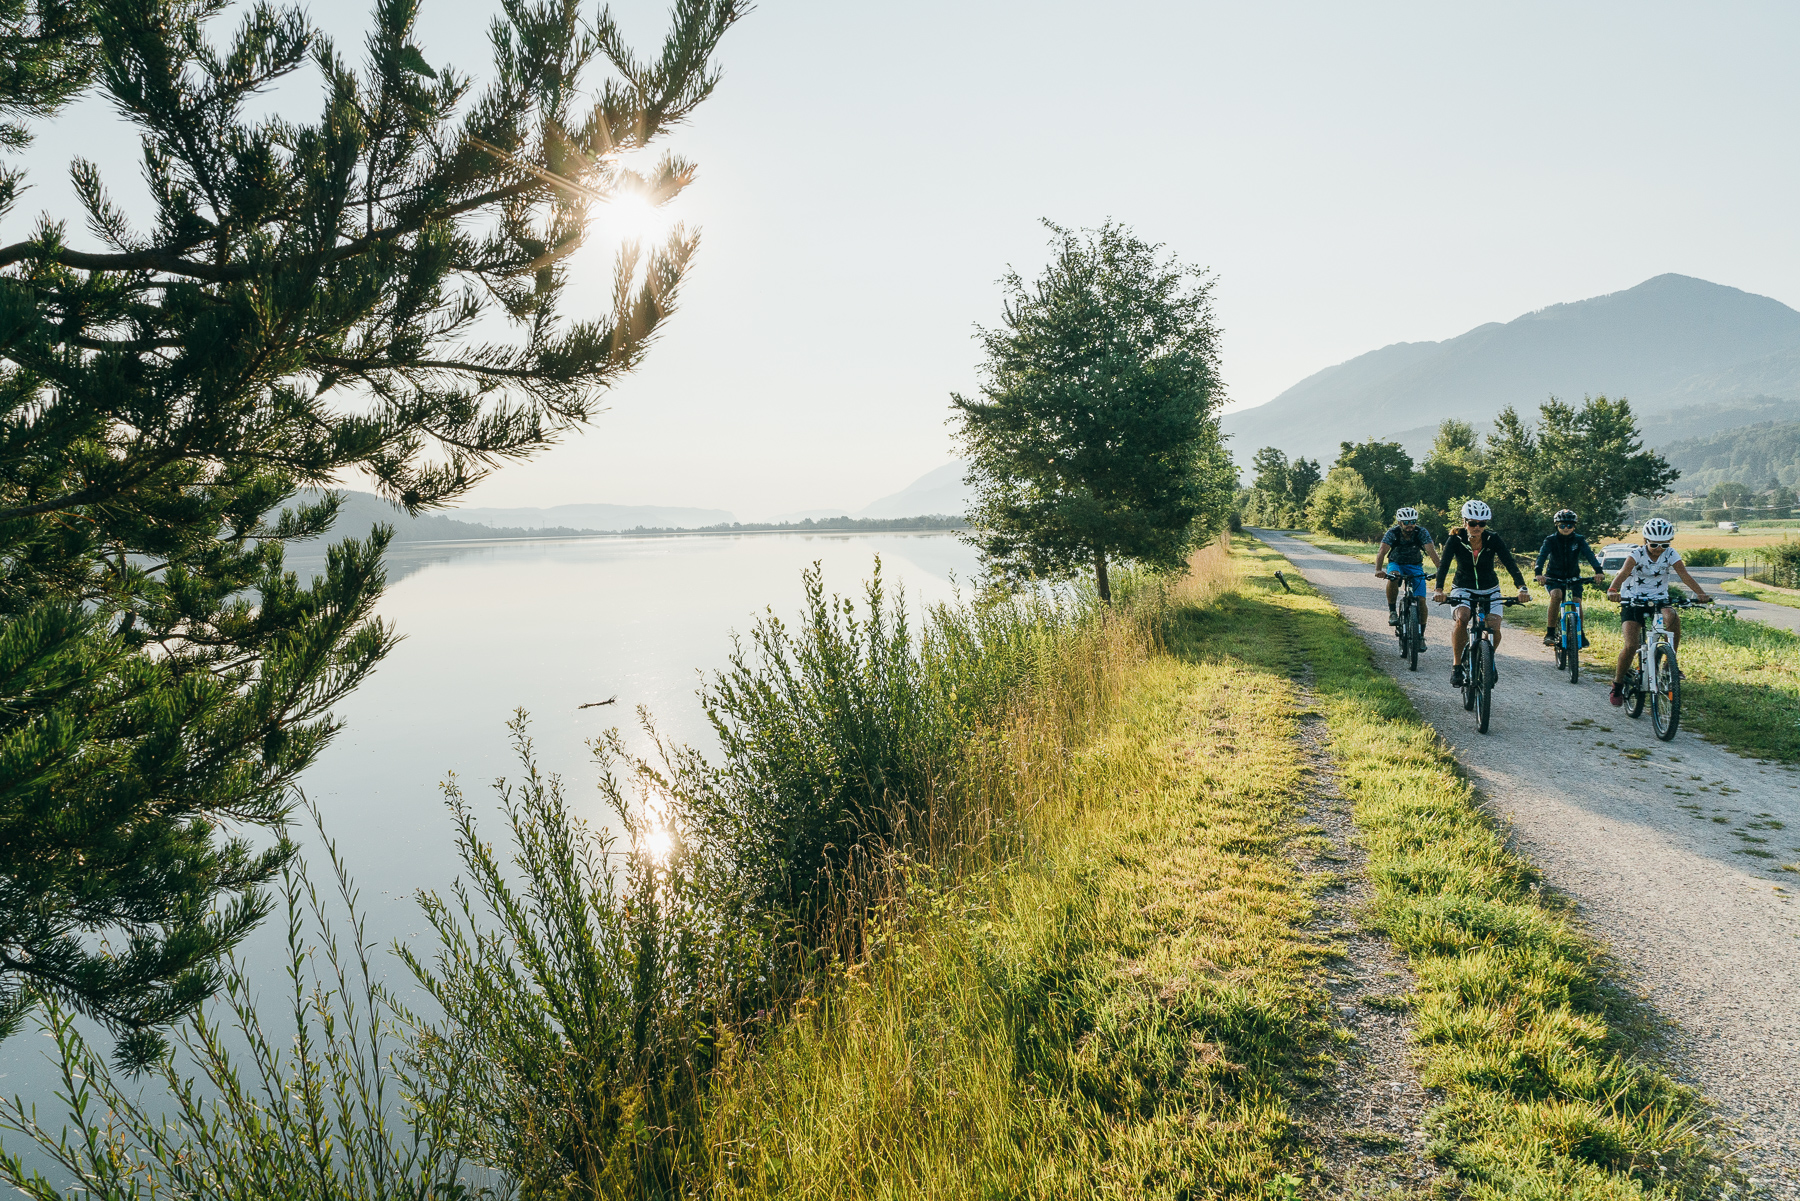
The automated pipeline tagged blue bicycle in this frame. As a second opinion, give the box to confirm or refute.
[1542,576,1600,684]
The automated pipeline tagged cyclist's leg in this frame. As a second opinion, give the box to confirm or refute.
[1616,620,1643,681]
[1385,575,1400,616]
[1451,602,1472,664]
[1545,587,1564,641]
[1411,574,1429,634]
[1666,605,1681,652]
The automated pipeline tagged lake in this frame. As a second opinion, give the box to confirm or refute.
[291,529,983,941]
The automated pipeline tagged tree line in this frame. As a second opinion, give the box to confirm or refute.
[1240,395,1679,547]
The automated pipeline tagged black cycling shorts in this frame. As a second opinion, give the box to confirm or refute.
[1541,578,1587,598]
[1619,599,1670,627]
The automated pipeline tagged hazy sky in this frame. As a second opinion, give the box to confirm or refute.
[15,2,1800,517]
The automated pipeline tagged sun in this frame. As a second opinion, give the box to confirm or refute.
[603,188,676,245]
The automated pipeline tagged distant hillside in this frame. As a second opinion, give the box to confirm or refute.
[449,500,733,530]
[855,462,971,519]
[296,490,605,543]
[1659,421,1800,491]
[1223,274,1800,465]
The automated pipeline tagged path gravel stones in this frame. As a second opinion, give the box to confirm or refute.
[1252,529,1800,1198]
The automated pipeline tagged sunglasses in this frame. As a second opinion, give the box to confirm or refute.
[1556,522,1575,528]
[1466,520,1487,527]
[1646,541,1670,549]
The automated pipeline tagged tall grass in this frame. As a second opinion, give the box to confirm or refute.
[0,820,478,1200]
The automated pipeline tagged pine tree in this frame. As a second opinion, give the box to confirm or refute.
[952,222,1232,602]
[0,0,740,1069]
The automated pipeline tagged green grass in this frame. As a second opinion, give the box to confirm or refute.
[1507,597,1800,764]
[1721,577,1800,611]
[702,543,1338,1197]
[1238,535,1726,1198]
[1283,531,1381,563]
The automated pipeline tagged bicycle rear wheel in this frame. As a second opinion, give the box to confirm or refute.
[1476,641,1493,733]
[1565,606,1581,684]
[1624,665,1646,719]
[1651,644,1681,740]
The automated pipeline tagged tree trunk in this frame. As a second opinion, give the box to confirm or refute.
[1094,547,1111,604]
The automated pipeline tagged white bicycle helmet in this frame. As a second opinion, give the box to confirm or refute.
[1395,506,1419,522]
[1642,517,1675,541]
[1460,499,1493,522]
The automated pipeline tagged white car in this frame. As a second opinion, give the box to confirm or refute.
[1599,543,1637,573]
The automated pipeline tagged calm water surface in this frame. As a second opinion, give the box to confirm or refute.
[297,530,981,940]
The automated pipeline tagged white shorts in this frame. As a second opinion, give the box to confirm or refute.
[1450,586,1503,614]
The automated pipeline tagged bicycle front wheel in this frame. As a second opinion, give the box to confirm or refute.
[1405,599,1420,672]
[1651,644,1681,741]
[1566,608,1581,684]
[1476,640,1493,734]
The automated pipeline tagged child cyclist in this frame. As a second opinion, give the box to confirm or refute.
[1605,517,1715,707]
[1533,508,1607,647]
[1373,507,1443,645]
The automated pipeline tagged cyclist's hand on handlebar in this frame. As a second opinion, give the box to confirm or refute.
[1431,589,1448,604]
[1517,589,1530,604]
[1594,572,1607,585]
[1534,574,1546,584]
[1375,568,1388,578]
[1606,588,1621,601]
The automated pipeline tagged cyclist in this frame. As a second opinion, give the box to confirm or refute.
[1533,508,1607,647]
[1432,500,1530,687]
[1374,506,1443,644]
[1605,517,1715,707]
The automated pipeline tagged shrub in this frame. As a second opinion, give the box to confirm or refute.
[1681,547,1730,567]
[1768,540,1800,589]
[1307,467,1385,540]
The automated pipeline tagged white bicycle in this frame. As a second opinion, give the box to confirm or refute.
[1620,596,1708,741]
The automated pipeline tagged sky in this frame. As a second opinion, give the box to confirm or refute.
[14,1,1800,518]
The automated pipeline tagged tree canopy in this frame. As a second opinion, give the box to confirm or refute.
[0,0,740,1068]
[1334,438,1413,521]
[952,221,1233,601]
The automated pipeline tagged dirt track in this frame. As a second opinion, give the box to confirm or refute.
[1251,530,1800,1196]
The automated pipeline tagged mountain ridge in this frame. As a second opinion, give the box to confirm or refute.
[1223,274,1800,465]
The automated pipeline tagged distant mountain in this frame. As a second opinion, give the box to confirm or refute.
[1223,274,1800,466]
[854,462,971,519]
[449,501,733,530]
[295,490,610,544]
[1658,421,1800,492]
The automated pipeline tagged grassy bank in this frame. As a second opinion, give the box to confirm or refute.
[1721,577,1800,611]
[701,542,1336,1197]
[1504,598,1800,764]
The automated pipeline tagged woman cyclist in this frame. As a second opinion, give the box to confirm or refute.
[1605,517,1715,707]
[1534,508,1607,647]
[1432,500,1530,687]
[1374,506,1443,644]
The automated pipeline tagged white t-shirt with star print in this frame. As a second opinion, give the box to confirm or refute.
[1621,543,1683,602]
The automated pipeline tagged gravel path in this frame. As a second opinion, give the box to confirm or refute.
[1251,529,1800,1197]
[1687,565,1800,635]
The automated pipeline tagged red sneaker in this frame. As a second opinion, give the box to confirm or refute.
[1608,682,1624,707]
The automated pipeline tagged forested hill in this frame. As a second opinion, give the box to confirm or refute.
[1223,274,1800,465]
[1659,421,1800,491]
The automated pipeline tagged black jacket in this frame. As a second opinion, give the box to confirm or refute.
[1434,528,1526,591]
[1534,531,1603,580]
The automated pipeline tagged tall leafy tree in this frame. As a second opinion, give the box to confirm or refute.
[952,221,1231,602]
[1334,437,1413,520]
[0,0,740,1068]
[1486,396,1676,541]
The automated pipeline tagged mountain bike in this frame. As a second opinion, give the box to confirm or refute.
[1436,593,1523,735]
[1382,568,1428,672]
[1542,576,1599,684]
[1619,596,1709,741]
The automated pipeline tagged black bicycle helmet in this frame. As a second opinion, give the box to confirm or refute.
[1553,509,1577,525]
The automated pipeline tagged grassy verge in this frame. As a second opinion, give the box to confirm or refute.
[1234,535,1724,1199]
[1721,577,1800,610]
[1281,530,1380,563]
[701,542,1336,1198]
[1504,598,1800,764]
